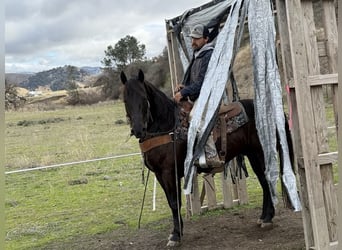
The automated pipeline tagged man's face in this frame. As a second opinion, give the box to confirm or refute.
[191,37,208,51]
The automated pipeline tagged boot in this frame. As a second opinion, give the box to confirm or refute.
[204,133,224,167]
[206,153,224,167]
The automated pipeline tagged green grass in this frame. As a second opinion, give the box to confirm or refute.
[5,101,137,171]
[5,101,153,249]
[5,159,173,249]
[5,101,265,249]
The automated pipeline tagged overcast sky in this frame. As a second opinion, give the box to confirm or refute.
[5,0,210,73]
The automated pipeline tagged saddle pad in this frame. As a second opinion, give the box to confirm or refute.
[218,101,249,134]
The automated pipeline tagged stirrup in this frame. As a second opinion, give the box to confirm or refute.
[198,153,207,168]
[206,154,225,167]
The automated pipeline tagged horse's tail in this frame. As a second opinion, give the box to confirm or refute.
[279,113,295,209]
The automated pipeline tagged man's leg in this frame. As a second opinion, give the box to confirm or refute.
[190,100,223,167]
[205,132,223,167]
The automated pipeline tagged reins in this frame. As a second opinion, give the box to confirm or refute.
[171,101,183,239]
[138,168,150,229]
[137,102,183,238]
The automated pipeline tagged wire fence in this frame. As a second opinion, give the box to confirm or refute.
[5,152,141,175]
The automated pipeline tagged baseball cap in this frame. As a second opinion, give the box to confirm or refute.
[190,24,209,39]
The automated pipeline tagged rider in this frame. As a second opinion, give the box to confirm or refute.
[173,24,223,167]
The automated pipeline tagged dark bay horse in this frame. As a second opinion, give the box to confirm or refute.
[120,69,293,247]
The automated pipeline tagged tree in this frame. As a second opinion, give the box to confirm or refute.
[102,35,146,71]
[66,66,80,105]
[5,79,26,110]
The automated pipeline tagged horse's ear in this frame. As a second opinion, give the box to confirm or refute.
[120,71,127,85]
[138,69,144,82]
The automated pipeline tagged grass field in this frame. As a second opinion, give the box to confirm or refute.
[5,101,175,249]
[5,101,266,249]
[5,100,338,249]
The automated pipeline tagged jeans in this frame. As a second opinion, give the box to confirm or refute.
[189,100,217,158]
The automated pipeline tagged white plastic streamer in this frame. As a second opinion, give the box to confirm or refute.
[248,0,301,211]
[183,0,243,194]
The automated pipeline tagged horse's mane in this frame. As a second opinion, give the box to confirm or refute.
[143,80,177,133]
[143,80,174,108]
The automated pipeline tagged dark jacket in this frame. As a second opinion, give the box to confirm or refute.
[180,43,214,102]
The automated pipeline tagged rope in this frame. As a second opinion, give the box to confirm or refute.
[172,132,182,239]
[138,169,150,229]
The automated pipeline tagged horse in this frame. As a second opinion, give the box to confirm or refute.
[120,69,294,247]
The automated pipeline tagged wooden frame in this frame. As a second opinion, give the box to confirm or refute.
[276,0,338,248]
[166,0,338,248]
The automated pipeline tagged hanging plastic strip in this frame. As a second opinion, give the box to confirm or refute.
[248,0,301,211]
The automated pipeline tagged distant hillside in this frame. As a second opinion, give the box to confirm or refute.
[80,66,102,75]
[5,73,33,86]
[6,65,102,91]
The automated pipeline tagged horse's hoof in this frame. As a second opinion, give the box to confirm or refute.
[260,222,273,229]
[167,240,180,247]
[256,218,263,225]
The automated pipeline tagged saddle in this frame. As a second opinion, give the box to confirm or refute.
[216,101,249,135]
[177,101,249,160]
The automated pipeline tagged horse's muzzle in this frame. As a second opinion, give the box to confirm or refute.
[131,128,146,139]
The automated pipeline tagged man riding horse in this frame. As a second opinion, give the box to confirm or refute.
[173,24,223,168]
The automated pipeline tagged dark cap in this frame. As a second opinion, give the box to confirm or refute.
[190,24,209,39]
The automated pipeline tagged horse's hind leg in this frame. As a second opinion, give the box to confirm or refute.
[247,153,274,227]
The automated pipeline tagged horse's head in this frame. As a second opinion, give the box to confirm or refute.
[121,69,152,139]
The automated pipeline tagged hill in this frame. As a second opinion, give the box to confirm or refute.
[6,65,102,91]
[5,73,33,86]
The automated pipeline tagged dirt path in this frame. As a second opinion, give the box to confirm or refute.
[49,206,305,249]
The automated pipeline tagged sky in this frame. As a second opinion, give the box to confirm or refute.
[5,0,210,73]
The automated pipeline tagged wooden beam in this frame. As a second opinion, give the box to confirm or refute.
[318,152,338,165]
[320,164,339,242]
[317,41,326,57]
[285,0,330,248]
[221,170,234,208]
[203,174,217,209]
[321,0,339,135]
[165,21,184,94]
[276,0,313,247]
[307,73,338,86]
[275,0,293,86]
[190,174,202,216]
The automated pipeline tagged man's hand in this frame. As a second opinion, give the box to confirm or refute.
[174,84,184,93]
[174,92,183,103]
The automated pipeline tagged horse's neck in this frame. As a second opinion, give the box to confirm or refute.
[145,83,176,133]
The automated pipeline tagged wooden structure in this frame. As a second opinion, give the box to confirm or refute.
[165,2,249,217]
[184,162,248,217]
[166,0,338,248]
[276,0,338,249]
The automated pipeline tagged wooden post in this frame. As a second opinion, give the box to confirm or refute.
[203,174,217,209]
[280,0,332,248]
[221,169,234,208]
[165,22,184,94]
[189,174,201,215]
[321,0,338,133]
[303,1,338,243]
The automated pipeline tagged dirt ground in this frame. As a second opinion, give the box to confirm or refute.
[52,206,305,250]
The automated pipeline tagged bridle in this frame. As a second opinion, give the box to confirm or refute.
[126,97,153,138]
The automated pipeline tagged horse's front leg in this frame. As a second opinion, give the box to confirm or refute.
[155,173,183,247]
[167,181,183,247]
